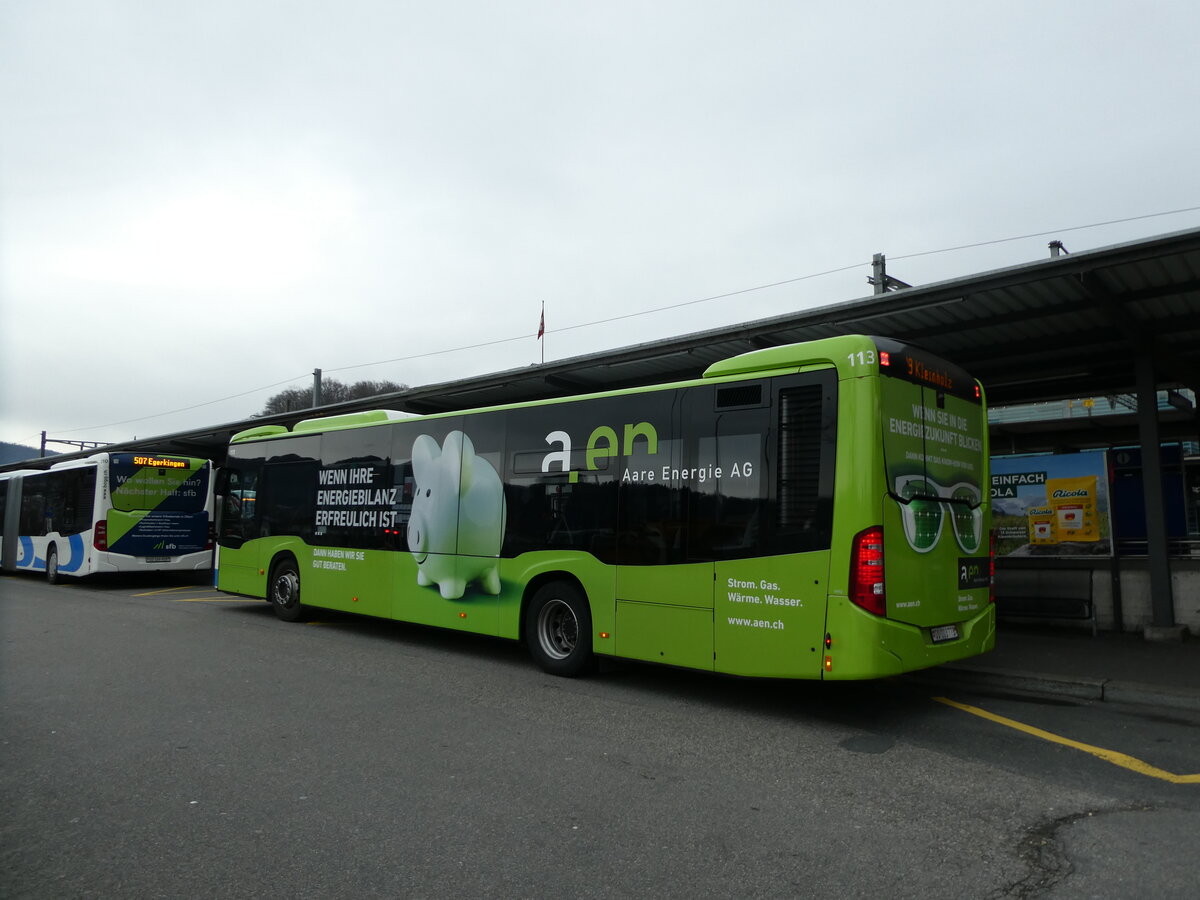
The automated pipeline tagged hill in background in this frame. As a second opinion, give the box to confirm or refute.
[0,442,58,466]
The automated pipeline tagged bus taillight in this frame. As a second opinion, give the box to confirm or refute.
[850,526,885,616]
[94,521,108,551]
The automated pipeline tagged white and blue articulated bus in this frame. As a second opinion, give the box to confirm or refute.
[0,452,214,582]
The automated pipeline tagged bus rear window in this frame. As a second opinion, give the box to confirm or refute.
[109,454,209,512]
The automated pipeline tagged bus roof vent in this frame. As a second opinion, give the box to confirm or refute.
[231,424,289,443]
[294,410,409,433]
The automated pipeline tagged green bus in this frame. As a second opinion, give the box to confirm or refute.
[214,335,993,679]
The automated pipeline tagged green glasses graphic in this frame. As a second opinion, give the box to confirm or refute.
[894,475,982,554]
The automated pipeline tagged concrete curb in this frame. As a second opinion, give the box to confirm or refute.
[910,665,1200,712]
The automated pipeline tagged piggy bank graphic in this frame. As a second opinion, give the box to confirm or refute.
[408,431,506,600]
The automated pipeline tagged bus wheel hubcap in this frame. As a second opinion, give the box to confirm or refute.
[274,572,298,607]
[537,598,578,660]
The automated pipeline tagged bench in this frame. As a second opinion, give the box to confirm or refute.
[994,566,1096,635]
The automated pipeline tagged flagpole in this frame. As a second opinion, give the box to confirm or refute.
[539,301,545,365]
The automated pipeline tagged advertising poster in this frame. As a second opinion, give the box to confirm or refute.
[990,451,1113,557]
[882,386,986,557]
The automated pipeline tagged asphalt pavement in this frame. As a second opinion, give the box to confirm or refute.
[912,623,1200,711]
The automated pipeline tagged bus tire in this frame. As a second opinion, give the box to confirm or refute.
[525,581,594,677]
[46,546,59,585]
[268,557,306,622]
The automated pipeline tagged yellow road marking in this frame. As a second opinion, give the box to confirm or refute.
[934,696,1200,784]
[174,596,255,602]
[133,585,206,597]
[130,585,252,602]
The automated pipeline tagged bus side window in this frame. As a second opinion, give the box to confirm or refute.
[19,479,47,537]
[385,461,414,551]
[261,461,317,539]
[45,469,96,536]
[64,469,96,535]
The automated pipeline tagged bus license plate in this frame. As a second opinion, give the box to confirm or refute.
[930,625,959,644]
[145,556,171,563]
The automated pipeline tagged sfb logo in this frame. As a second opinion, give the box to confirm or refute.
[542,422,658,483]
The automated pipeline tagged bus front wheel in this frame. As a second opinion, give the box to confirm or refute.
[525,581,594,677]
[46,546,59,585]
[269,558,306,622]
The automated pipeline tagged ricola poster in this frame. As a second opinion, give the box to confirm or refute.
[990,451,1113,557]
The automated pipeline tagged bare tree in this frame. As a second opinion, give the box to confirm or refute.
[259,378,407,415]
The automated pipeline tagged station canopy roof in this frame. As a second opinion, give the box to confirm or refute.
[13,225,1200,469]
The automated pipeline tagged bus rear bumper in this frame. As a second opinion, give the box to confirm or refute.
[823,600,996,680]
[94,550,214,574]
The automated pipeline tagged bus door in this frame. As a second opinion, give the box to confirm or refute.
[878,344,989,638]
[215,464,262,592]
[712,375,836,678]
[613,390,715,671]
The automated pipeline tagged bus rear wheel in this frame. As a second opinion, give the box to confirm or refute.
[269,558,306,622]
[525,581,594,677]
[46,546,59,585]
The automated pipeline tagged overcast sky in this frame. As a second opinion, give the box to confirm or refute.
[3,1,1199,452]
